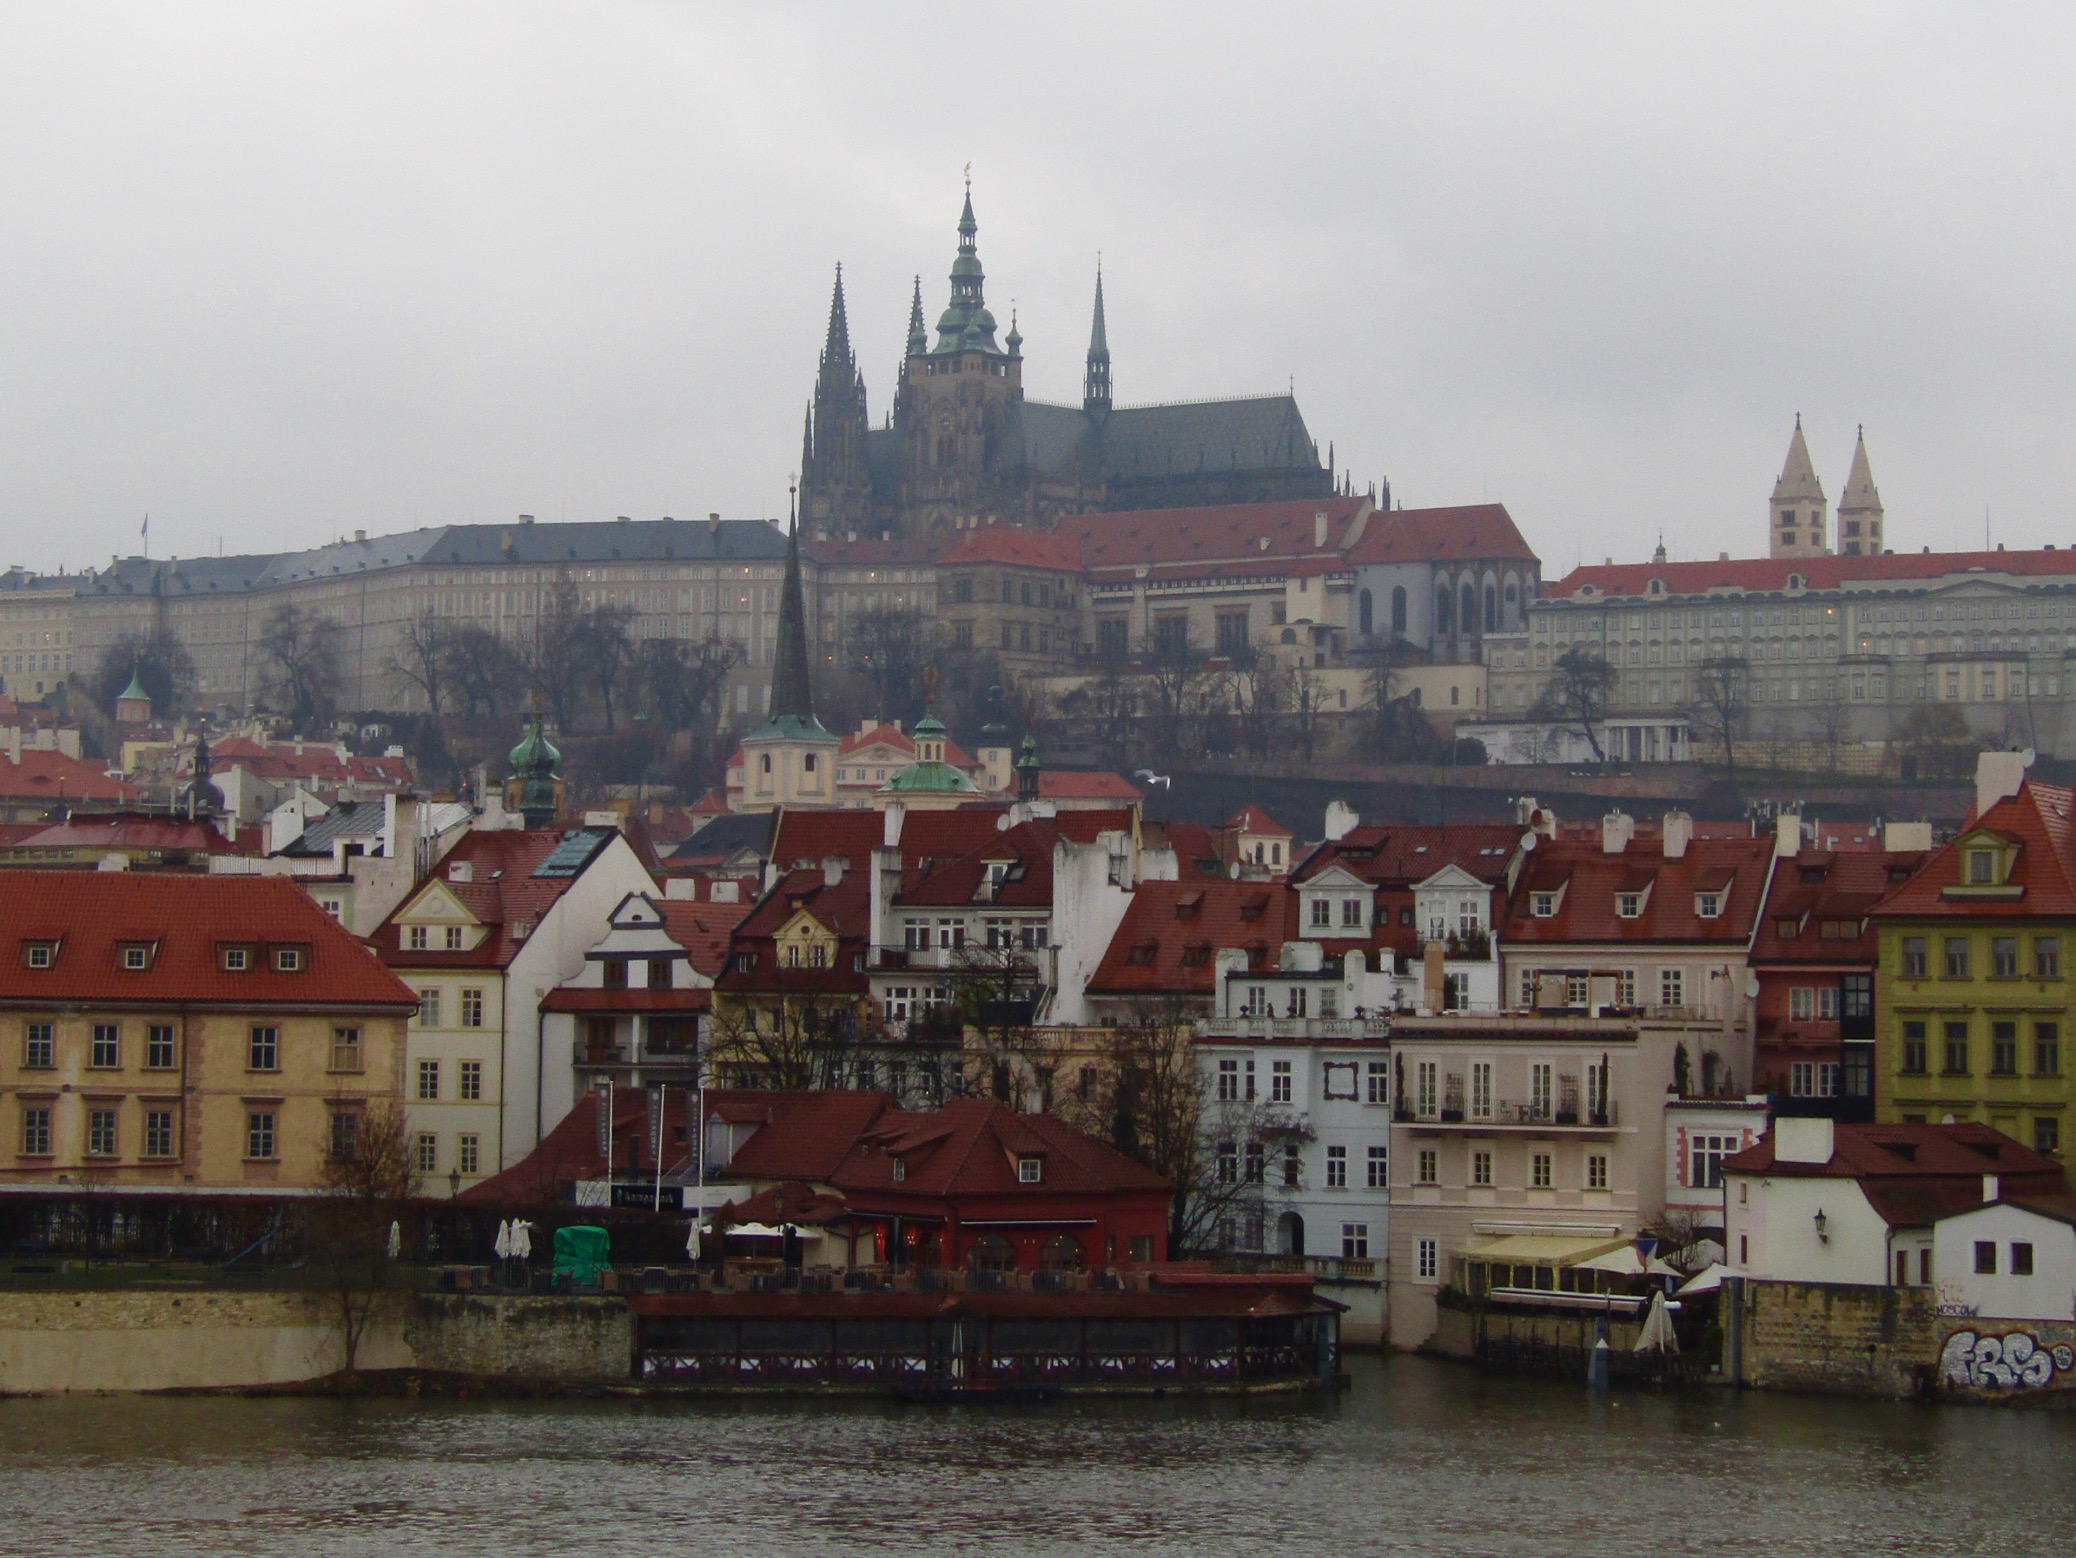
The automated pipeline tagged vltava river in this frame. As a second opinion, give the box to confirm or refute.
[2,1355,2070,1555]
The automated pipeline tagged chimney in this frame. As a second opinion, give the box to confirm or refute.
[1315,509,1329,547]
[1662,810,1693,860]
[821,855,846,889]
[1884,820,1934,851]
[1601,811,1634,854]
[1324,799,1359,843]
[353,529,366,543]
[882,802,906,849]
[1983,1174,2000,1204]
[709,512,721,537]
[1974,749,2032,819]
[1422,940,1446,1013]
[1774,811,1801,859]
[1773,1116,1834,1165]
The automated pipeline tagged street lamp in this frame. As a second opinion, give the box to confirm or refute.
[449,1167,462,1199]
[1813,1208,1829,1244]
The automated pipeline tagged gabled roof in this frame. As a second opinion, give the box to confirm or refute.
[0,750,139,805]
[936,527,1084,572]
[1056,496,1368,576]
[838,1097,1170,1198]
[1294,823,1519,889]
[896,818,1059,908]
[1343,503,1537,566]
[1224,804,1290,835]
[669,809,776,866]
[373,828,623,969]
[1751,849,1925,965]
[1039,770,1142,802]
[767,809,886,872]
[1871,781,2076,919]
[0,871,417,1008]
[1089,880,1295,997]
[7,814,246,855]
[1503,831,1773,946]
[1723,1123,2066,1224]
[659,898,754,979]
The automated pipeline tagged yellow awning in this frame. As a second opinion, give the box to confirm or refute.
[1458,1233,1630,1265]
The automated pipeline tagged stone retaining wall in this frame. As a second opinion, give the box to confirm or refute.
[405,1294,632,1384]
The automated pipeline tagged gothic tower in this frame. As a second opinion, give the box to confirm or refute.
[736,491,840,812]
[1835,426,1884,557]
[1083,266,1112,419]
[1769,415,1830,559]
[894,183,1027,537]
[799,266,874,538]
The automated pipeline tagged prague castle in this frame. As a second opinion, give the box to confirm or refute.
[797,186,1336,541]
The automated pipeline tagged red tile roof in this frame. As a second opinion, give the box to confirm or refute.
[0,750,139,805]
[539,986,712,1015]
[1295,823,1520,888]
[767,809,887,871]
[936,527,1085,572]
[658,898,753,980]
[1059,496,1369,578]
[897,818,1060,908]
[1751,849,1926,965]
[7,814,248,854]
[1038,770,1142,802]
[836,723,980,771]
[1344,503,1537,565]
[1224,804,1290,835]
[1723,1122,2066,1219]
[1089,880,1295,998]
[1549,545,2076,602]
[371,828,616,970]
[1503,833,1775,945]
[202,735,412,789]
[1872,781,2076,920]
[0,871,417,1008]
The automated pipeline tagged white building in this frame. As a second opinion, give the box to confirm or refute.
[1931,1197,2076,1324]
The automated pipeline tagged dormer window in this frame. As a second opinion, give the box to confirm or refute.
[444,926,465,950]
[1967,849,1996,885]
[274,947,304,973]
[1018,1156,1043,1184]
[23,941,56,970]
[121,944,153,971]
[1615,894,1643,920]
[1695,892,1722,919]
[1531,892,1558,918]
[407,925,429,951]
[222,946,251,971]
[892,1156,906,1182]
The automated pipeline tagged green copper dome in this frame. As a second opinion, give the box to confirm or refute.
[880,760,980,796]
[509,714,560,777]
[118,666,150,705]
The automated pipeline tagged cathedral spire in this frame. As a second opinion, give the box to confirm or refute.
[817,264,857,389]
[766,487,821,729]
[1769,414,1830,558]
[1083,264,1112,416]
[1836,424,1885,556]
[905,275,927,358]
[934,177,1000,355]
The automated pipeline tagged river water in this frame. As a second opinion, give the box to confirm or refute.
[3,1355,2071,1556]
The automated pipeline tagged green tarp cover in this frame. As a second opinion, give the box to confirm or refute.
[553,1224,611,1284]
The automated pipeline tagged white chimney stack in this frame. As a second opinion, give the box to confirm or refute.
[1984,1174,2000,1204]
[1324,800,1359,843]
[1774,1116,1834,1165]
[1663,810,1694,861]
[1974,749,2033,820]
[822,855,846,889]
[1775,811,1801,859]
[1602,811,1634,854]
[1314,509,1329,547]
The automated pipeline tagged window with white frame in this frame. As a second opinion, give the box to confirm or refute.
[1471,1061,1492,1119]
[1417,1147,1438,1184]
[1341,1223,1369,1259]
[1818,987,1839,1019]
[1531,1150,1554,1189]
[1531,1063,1553,1119]
[1341,898,1363,928]
[1690,1132,1737,1188]
[1325,1145,1347,1187]
[1271,1059,1292,1103]
[1218,1058,1240,1101]
[1472,1148,1493,1186]
[1416,1060,1438,1116]
[1366,1060,1388,1104]
[1660,969,1685,1008]
[1310,898,1331,928]
[1417,1237,1439,1281]
[1367,1145,1388,1187]
[1587,1152,1609,1190]
[1790,987,1815,1020]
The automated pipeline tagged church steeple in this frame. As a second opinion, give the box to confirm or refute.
[800,264,873,535]
[1083,265,1112,417]
[768,490,820,729]
[1768,413,1830,559]
[736,487,839,811]
[1836,425,1884,556]
[905,275,927,358]
[933,177,1001,355]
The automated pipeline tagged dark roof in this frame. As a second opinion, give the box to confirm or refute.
[669,810,776,865]
[1051,395,1323,482]
[279,800,388,857]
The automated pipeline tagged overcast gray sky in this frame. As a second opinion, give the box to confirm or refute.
[4,3,2073,578]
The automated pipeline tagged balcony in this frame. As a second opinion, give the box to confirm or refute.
[1399,1099,1621,1131]
[1200,1015,1392,1041]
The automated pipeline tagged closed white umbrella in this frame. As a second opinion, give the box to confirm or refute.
[1635,1290,1680,1353]
[685,1223,702,1261]
[386,1220,402,1260]
[513,1221,532,1260]
[494,1220,513,1260]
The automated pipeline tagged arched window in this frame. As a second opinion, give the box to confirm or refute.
[1503,578,1519,627]
[1359,588,1374,637]
[1435,586,1452,634]
[968,1232,1017,1273]
[760,753,772,774]
[1484,583,1498,633]
[1040,1233,1087,1272]
[1391,586,1408,636]
[1460,582,1476,635]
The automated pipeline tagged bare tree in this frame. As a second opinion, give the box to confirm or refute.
[1287,656,1326,764]
[92,628,197,718]
[638,632,743,786]
[1533,648,1617,761]
[308,1099,421,1377]
[705,996,876,1092]
[1145,630,1211,758]
[846,604,931,724]
[256,603,347,733]
[579,601,638,733]
[1686,656,1750,784]
[445,624,521,720]
[526,574,588,730]
[386,608,450,719]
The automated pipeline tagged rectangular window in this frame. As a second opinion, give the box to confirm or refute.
[1587,1152,1609,1190]
[24,1022,53,1069]
[144,1109,174,1159]
[1310,897,1331,928]
[1470,1061,1492,1119]
[1216,1141,1237,1184]
[22,1105,51,1155]
[1367,1144,1388,1188]
[147,1024,176,1069]
[1660,969,1684,1008]
[1691,1133,1734,1188]
[1217,1058,1239,1101]
[1366,1061,1389,1104]
[2011,1241,2035,1277]
[1992,937,2019,977]
[1944,937,1970,978]
[408,925,429,951]
[330,1027,362,1072]
[246,1111,276,1161]
[1472,1148,1493,1186]
[1417,1061,1438,1116]
[1417,1147,1438,1185]
[1902,936,1928,978]
[1974,1240,1997,1275]
[330,1110,359,1161]
[274,946,303,972]
[1818,987,1840,1020]
[1790,987,1815,1021]
[415,1132,438,1174]
[1531,1151,1553,1189]
[224,946,251,972]
[460,988,484,1028]
[1325,1145,1347,1187]
[2036,1022,2062,1077]
[1341,1224,1369,1259]
[1901,1020,1928,1074]
[459,1134,480,1175]
[460,1060,483,1101]
[418,1059,441,1100]
[248,1026,279,1071]
[2036,937,2062,978]
[86,1108,117,1157]
[1531,1063,1553,1120]
[1341,897,1363,927]
[91,1023,119,1069]
[1244,1141,1264,1184]
[1943,1021,1970,1075]
[1417,1238,1439,1281]
[1283,1141,1301,1189]
[2036,1116,2061,1155]
[418,988,441,1027]
[443,926,464,951]
[1991,1022,2020,1075]
[1270,1058,1294,1103]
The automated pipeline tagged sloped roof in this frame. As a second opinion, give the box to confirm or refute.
[658,897,752,980]
[0,750,139,804]
[800,535,942,568]
[8,814,246,855]
[1548,546,2076,602]
[1224,804,1291,835]
[1504,832,1774,945]
[1771,421,1826,504]
[372,828,620,969]
[715,1090,901,1181]
[0,871,417,1008]
[1089,880,1295,997]
[1723,1122,2066,1216]
[1344,503,1538,566]
[937,527,1084,572]
[1871,781,2076,920]
[1752,849,1926,965]
[1092,395,1322,481]
[1056,496,1369,576]
[1294,823,1520,888]
[841,1097,1170,1198]
[670,810,776,867]
[1039,771,1142,802]
[897,817,1059,908]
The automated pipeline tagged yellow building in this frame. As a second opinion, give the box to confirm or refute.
[0,872,415,1190]
[1871,774,2071,1156]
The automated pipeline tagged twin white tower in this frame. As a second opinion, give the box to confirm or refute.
[1769,416,1884,560]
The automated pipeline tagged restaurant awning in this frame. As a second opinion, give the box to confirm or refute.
[1457,1233,1631,1265]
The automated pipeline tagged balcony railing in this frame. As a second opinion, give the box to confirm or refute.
[1201,1016,1392,1040]
[1397,1099,1620,1128]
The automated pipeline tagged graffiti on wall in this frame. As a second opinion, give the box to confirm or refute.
[1939,1329,2076,1390]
